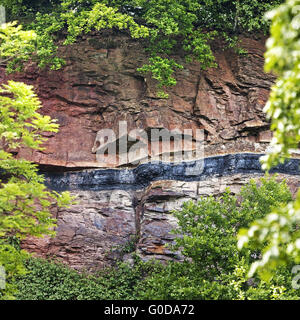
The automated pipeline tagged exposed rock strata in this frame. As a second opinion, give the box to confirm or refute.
[21,155,299,270]
[42,154,300,192]
[1,32,298,270]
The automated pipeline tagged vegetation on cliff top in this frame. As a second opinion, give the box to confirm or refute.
[0,0,284,96]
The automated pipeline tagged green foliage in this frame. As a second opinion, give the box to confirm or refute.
[15,256,160,300]
[261,0,300,169]
[0,81,59,150]
[171,176,292,275]
[0,243,29,300]
[21,1,149,71]
[238,0,300,280]
[138,176,299,299]
[0,0,60,19]
[62,2,150,44]
[137,56,183,96]
[234,0,284,33]
[238,195,300,281]
[0,0,284,96]
[0,22,37,73]
[191,0,283,34]
[0,81,74,300]
[138,258,298,300]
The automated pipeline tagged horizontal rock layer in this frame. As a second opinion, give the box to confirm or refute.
[20,153,299,271]
[42,153,300,191]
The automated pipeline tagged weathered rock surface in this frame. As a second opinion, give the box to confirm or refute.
[42,154,300,191]
[21,154,299,270]
[1,32,276,168]
[22,171,299,271]
[1,31,299,270]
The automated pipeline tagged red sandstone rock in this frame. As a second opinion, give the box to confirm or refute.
[0,33,275,169]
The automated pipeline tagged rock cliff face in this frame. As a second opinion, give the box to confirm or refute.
[22,156,299,270]
[1,31,299,270]
[1,32,275,168]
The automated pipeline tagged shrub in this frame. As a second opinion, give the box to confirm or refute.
[15,256,161,300]
[138,175,299,300]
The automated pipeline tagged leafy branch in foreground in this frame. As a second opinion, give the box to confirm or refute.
[0,21,37,73]
[238,0,300,280]
[0,81,75,300]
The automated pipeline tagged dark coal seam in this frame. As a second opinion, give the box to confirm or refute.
[41,153,300,192]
